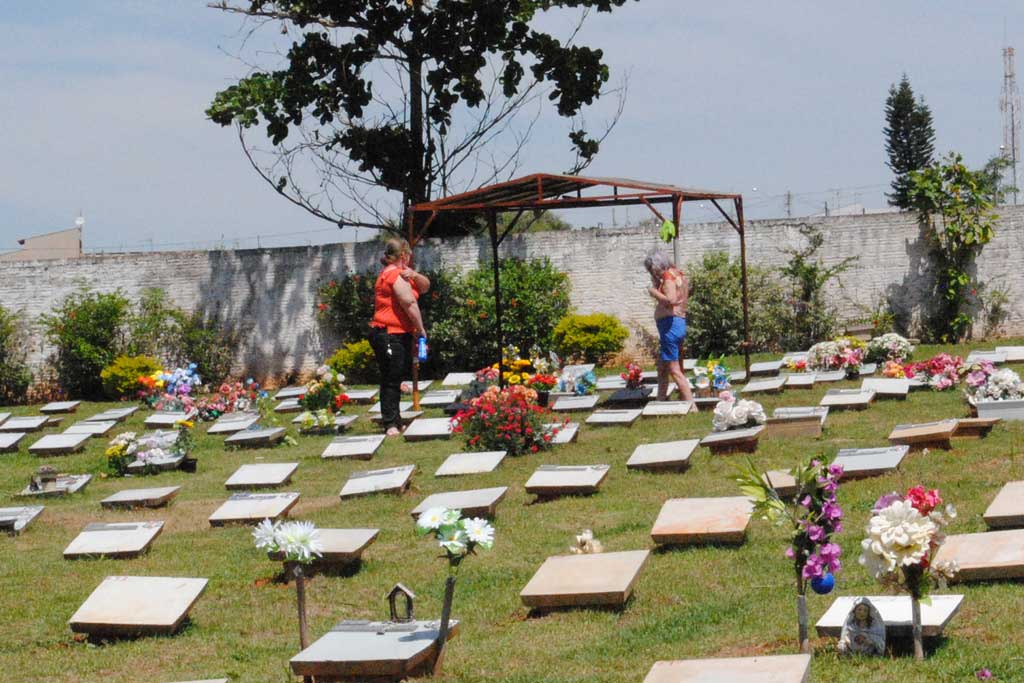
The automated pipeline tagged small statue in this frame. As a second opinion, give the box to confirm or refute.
[569,529,603,555]
[838,597,886,656]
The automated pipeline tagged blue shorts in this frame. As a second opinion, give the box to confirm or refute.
[656,316,687,362]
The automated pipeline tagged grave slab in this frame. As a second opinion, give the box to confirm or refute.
[29,433,91,456]
[782,372,816,389]
[370,399,412,412]
[781,352,809,364]
[700,425,764,455]
[0,432,26,452]
[727,370,748,383]
[63,420,117,437]
[68,576,209,637]
[984,481,1024,528]
[596,376,627,391]
[551,395,599,412]
[651,497,753,546]
[833,446,908,479]
[290,619,459,680]
[405,380,433,393]
[275,398,303,414]
[207,412,260,434]
[888,419,958,450]
[585,409,641,427]
[64,521,164,559]
[906,377,928,390]
[933,528,1024,582]
[0,506,44,534]
[862,377,910,399]
[224,427,286,448]
[764,470,799,497]
[85,407,138,422]
[0,416,48,432]
[816,594,963,638]
[225,462,299,490]
[544,422,579,444]
[643,654,812,683]
[19,474,91,497]
[101,486,181,510]
[0,411,9,425]
[343,388,379,404]
[442,372,476,386]
[270,528,379,566]
[764,407,829,440]
[322,435,387,461]
[435,451,507,477]
[369,410,423,425]
[40,400,81,414]
[640,370,660,384]
[693,396,723,412]
[145,411,197,427]
[525,464,610,497]
[627,440,698,472]
[819,388,875,409]
[953,417,999,439]
[741,377,786,394]
[641,401,692,418]
[294,412,359,431]
[411,486,508,519]
[967,350,1007,365]
[814,370,848,383]
[749,360,784,377]
[127,451,185,474]
[995,345,1024,363]
[274,386,306,400]
[859,363,878,376]
[402,417,453,442]
[562,363,595,378]
[209,492,300,526]
[340,465,416,499]
[774,405,830,426]
[520,550,649,609]
[418,390,461,407]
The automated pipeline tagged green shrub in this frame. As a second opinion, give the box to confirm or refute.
[173,311,240,385]
[101,355,162,399]
[41,288,131,398]
[327,340,379,384]
[0,305,32,404]
[552,313,628,364]
[125,288,181,361]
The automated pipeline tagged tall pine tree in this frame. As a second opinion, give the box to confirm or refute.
[884,75,936,209]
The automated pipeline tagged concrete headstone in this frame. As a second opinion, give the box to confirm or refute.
[544,422,579,444]
[643,655,812,683]
[402,417,453,441]
[418,390,461,407]
[340,465,416,499]
[0,506,44,534]
[861,378,910,399]
[983,481,1024,528]
[740,377,786,394]
[145,411,197,427]
[519,550,650,609]
[887,419,958,449]
[641,401,692,418]
[322,435,386,460]
[833,446,908,479]
[525,464,610,497]
[64,521,164,559]
[343,388,379,403]
[651,497,754,546]
[819,388,875,409]
[19,473,91,497]
[435,451,507,477]
[0,416,48,432]
[40,400,81,414]
[85,407,138,422]
[933,528,1024,582]
[411,486,508,518]
[442,372,476,386]
[101,486,181,510]
[207,412,260,434]
[68,575,208,637]
[29,433,91,456]
[551,395,599,412]
[224,427,286,448]
[0,432,27,452]
[224,462,299,490]
[585,409,641,427]
[627,440,698,472]
[700,425,764,455]
[815,594,963,638]
[274,386,306,400]
[269,528,380,566]
[749,360,784,377]
[63,420,117,437]
[208,492,300,526]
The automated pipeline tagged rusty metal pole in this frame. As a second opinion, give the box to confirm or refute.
[489,210,506,389]
[736,197,751,376]
[671,195,682,267]
[407,211,421,410]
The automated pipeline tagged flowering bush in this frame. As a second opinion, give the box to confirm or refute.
[100,355,162,399]
[807,337,865,375]
[964,365,1023,404]
[416,507,495,570]
[866,333,914,364]
[620,363,644,390]
[452,385,555,455]
[904,353,964,391]
[253,519,323,564]
[712,391,766,432]
[299,365,349,413]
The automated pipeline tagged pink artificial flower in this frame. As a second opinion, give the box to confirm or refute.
[907,486,942,514]
[718,390,735,402]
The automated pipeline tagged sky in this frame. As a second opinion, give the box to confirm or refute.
[1,1,1022,252]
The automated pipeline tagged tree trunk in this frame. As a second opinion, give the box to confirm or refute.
[432,576,457,676]
[911,594,924,661]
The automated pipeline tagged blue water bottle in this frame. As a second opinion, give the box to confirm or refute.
[417,336,428,362]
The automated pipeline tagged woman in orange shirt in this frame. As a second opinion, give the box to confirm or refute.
[368,238,431,436]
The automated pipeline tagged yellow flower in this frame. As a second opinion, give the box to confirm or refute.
[508,374,521,384]
[175,419,194,429]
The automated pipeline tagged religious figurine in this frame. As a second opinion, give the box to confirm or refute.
[838,597,886,656]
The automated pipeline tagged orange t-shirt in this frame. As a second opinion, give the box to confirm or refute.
[371,265,420,334]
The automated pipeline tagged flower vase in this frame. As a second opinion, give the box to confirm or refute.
[432,575,457,675]
[911,594,924,661]
[796,574,810,654]
[537,391,550,408]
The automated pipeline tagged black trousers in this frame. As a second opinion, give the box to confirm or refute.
[368,327,412,430]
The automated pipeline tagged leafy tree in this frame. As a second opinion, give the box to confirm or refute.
[976,153,1018,204]
[206,0,633,237]
[884,75,936,209]
[0,305,32,404]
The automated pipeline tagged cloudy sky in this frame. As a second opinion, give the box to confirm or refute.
[1,1,1021,252]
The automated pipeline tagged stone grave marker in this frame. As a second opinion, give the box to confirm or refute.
[274,385,306,400]
[887,419,958,450]
[953,417,999,439]
[551,395,599,412]
[0,506,44,534]
[405,380,433,393]
[640,370,660,384]
[403,417,453,441]
[145,411,196,428]
[861,377,910,399]
[0,432,27,453]
[641,401,692,418]
[650,497,754,546]
[435,451,507,477]
[740,376,786,395]
[764,406,829,439]
[585,408,642,427]
[693,396,723,412]
[207,412,260,434]
[369,400,412,414]
[967,350,1007,365]
[418,389,461,407]
[814,370,848,383]
[643,654,812,683]
[995,345,1024,363]
[525,464,610,497]
[290,619,459,681]
[858,362,878,376]
[369,410,423,425]
[85,407,138,423]
[225,462,299,490]
[411,486,508,519]
[933,528,1024,582]
[544,422,579,444]
[700,425,764,455]
[68,575,209,637]
[340,465,416,499]
[442,372,476,386]
[64,521,164,559]
[209,492,300,526]
[224,427,286,448]
[274,398,303,414]
[29,433,91,456]
[781,351,808,364]
[0,411,9,426]
[816,594,963,639]
[520,550,650,609]
[0,416,48,432]
[19,473,91,497]
[627,440,698,472]
[322,434,386,461]
[820,388,875,409]
[294,412,359,431]
[596,376,627,391]
[782,372,816,389]
[764,470,799,497]
[40,400,81,414]
[983,481,1024,528]
[45,416,65,427]
[63,420,117,437]
[749,360,783,377]
[727,370,747,383]
[101,486,181,510]
[127,451,185,474]
[344,388,379,403]
[269,528,379,567]
[562,363,595,378]
[906,376,928,390]
[833,446,908,479]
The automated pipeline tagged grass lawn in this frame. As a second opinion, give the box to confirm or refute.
[1,340,1023,682]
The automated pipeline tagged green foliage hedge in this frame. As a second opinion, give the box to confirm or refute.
[552,313,628,364]
[101,355,162,399]
[327,340,378,384]
[0,305,32,404]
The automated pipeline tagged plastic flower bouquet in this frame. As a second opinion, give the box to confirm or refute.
[786,358,808,373]
[882,360,907,378]
[807,338,865,376]
[526,374,557,392]
[452,385,555,455]
[105,432,139,476]
[620,363,644,390]
[866,333,914,364]
[416,507,494,570]
[905,353,964,391]
[557,368,596,395]
[962,364,1023,405]
[711,391,766,432]
[297,408,336,433]
[299,365,349,413]
[254,519,323,564]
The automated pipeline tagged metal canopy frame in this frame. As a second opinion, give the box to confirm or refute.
[407,173,751,391]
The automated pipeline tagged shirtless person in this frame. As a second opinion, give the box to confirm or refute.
[643,251,694,402]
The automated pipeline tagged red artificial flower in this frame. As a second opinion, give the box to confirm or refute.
[317,303,328,311]
[907,486,942,514]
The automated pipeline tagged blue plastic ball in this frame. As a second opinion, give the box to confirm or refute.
[810,573,835,595]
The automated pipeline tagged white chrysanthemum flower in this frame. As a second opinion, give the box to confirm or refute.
[712,400,734,432]
[252,518,278,551]
[462,517,494,548]
[858,500,936,579]
[439,527,468,555]
[417,507,450,531]
[441,508,462,526]
[275,520,323,563]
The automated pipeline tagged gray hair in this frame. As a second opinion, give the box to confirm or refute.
[644,250,674,275]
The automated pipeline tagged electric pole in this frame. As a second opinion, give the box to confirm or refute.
[1002,45,1021,204]
[784,191,793,218]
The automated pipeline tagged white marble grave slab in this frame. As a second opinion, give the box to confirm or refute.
[442,372,476,386]
[816,594,963,638]
[934,528,1024,582]
[101,486,181,510]
[833,445,908,479]
[322,434,386,461]
[225,462,298,490]
[551,395,599,412]
[340,465,416,499]
[405,380,433,393]
[520,550,649,609]
[274,398,303,414]
[40,400,81,414]
[641,401,692,417]
[369,400,413,414]
[0,416,48,432]
[63,420,117,437]
[269,528,379,565]
[208,492,299,526]
[995,346,1024,362]
[403,417,453,441]
[274,385,306,400]
[19,474,91,497]
[700,425,764,454]
[814,370,848,383]
[85,407,138,422]
[741,377,786,394]
[544,422,579,444]
[585,409,641,427]
[224,427,286,448]
[984,481,1024,528]
[343,388,379,403]
[293,412,358,431]
[627,440,698,471]
[145,411,196,427]
[782,373,816,388]
[29,433,91,456]
[651,497,754,545]
[0,411,9,425]
[819,388,875,409]
[862,377,910,398]
[643,655,812,683]
[562,363,595,378]
[435,451,507,477]
[727,370,747,383]
[418,390,462,407]
[207,412,259,434]
[64,521,164,559]
[0,432,26,452]
[69,575,209,637]
[749,360,783,377]
[0,506,44,534]
[411,486,508,518]
[967,350,1007,365]
[596,376,627,391]
[859,362,878,376]
[525,464,610,496]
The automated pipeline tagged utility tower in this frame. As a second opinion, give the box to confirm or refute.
[1002,46,1021,204]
